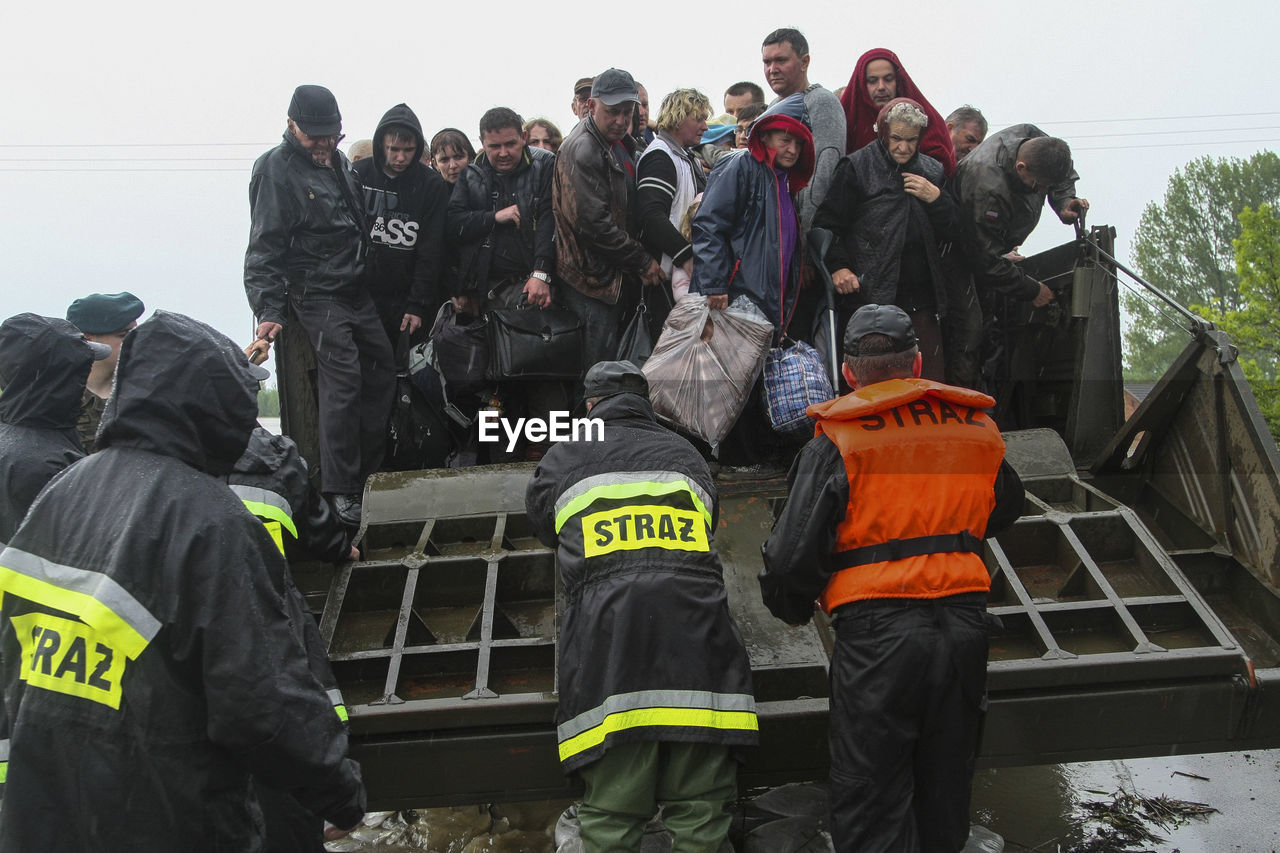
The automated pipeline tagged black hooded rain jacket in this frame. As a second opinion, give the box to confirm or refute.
[0,311,365,852]
[0,314,96,543]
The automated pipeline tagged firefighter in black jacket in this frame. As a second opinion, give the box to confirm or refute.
[0,311,365,851]
[0,314,110,543]
[525,361,757,851]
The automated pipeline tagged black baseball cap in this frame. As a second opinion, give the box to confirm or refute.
[574,77,594,95]
[590,69,640,106]
[843,304,917,356]
[288,84,342,137]
[583,360,648,400]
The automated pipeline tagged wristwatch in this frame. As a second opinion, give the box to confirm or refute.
[531,270,551,284]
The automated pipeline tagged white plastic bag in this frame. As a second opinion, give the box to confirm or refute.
[642,294,773,447]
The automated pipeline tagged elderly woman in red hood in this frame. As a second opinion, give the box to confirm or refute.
[814,97,960,381]
[691,94,815,336]
[840,48,956,177]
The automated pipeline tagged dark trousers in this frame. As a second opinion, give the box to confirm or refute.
[559,279,633,381]
[828,593,989,853]
[942,281,983,391]
[290,294,395,494]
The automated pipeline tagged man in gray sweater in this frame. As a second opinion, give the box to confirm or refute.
[762,27,846,230]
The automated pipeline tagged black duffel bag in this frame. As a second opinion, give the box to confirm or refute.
[485,301,584,381]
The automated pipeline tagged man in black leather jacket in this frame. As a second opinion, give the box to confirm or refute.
[244,84,394,526]
[447,106,563,460]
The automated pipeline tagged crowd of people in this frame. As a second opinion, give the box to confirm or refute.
[239,26,1085,524]
[0,24,1091,853]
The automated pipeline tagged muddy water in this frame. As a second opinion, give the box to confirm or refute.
[326,750,1279,852]
[973,750,1280,851]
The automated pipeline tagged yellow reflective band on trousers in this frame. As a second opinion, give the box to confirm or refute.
[554,476,713,534]
[0,737,8,784]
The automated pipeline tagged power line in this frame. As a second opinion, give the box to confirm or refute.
[0,167,246,173]
[994,111,1280,126]
[1074,138,1280,152]
[1067,125,1280,139]
[1,112,1278,150]
[0,142,273,148]
[0,157,254,162]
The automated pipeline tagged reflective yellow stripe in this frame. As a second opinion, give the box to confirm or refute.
[239,499,298,540]
[0,565,149,660]
[0,761,6,784]
[554,481,712,534]
[557,707,758,762]
[262,520,285,556]
[334,704,349,722]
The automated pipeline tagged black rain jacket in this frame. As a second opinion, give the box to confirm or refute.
[228,427,351,565]
[245,131,369,325]
[0,314,94,543]
[0,311,365,852]
[949,123,1081,302]
[814,139,959,313]
[448,145,556,294]
[354,104,449,322]
[525,393,758,773]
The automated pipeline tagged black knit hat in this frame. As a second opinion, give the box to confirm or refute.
[288,85,342,136]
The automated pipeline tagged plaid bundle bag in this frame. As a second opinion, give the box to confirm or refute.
[763,339,835,435]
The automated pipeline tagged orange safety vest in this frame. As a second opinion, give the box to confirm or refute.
[808,378,1006,612]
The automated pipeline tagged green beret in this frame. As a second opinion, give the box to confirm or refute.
[66,292,145,335]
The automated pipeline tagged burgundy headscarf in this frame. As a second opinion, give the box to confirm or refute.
[839,48,956,177]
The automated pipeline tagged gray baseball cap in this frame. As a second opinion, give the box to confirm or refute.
[590,69,641,107]
[583,360,648,400]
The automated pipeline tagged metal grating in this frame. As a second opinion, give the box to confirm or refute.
[319,507,560,734]
[986,474,1246,691]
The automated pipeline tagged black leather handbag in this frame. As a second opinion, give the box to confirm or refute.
[485,301,584,380]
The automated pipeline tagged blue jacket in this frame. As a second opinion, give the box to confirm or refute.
[691,95,815,331]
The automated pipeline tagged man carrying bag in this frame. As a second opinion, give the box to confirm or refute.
[447,107,571,461]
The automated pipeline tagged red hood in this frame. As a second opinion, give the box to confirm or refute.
[747,112,815,191]
[839,48,956,176]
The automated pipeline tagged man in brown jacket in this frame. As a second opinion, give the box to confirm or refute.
[553,68,664,374]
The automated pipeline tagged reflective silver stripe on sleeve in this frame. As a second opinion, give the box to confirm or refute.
[326,688,345,707]
[0,738,9,762]
[228,484,294,519]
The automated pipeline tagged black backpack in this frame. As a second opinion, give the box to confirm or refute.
[384,333,453,471]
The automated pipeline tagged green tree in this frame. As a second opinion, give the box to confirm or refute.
[1124,150,1280,379]
[257,387,280,417]
[1197,204,1280,441]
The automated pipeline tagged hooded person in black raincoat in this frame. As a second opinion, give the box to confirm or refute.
[354,102,450,345]
[0,313,110,544]
[0,311,365,851]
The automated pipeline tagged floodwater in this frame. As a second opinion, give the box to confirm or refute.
[325,750,1280,852]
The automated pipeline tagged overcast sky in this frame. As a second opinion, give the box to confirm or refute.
[3,0,1277,384]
